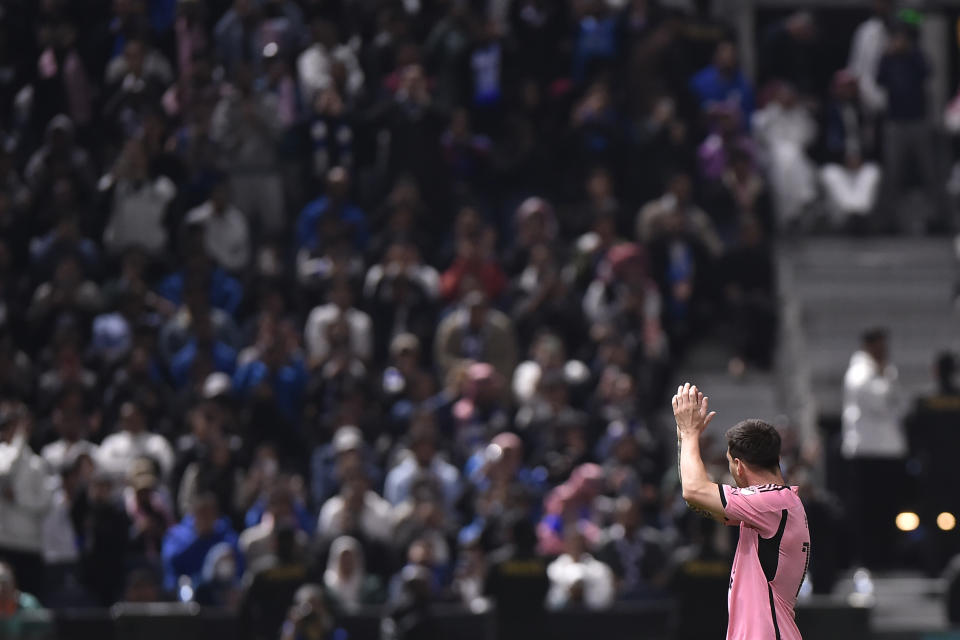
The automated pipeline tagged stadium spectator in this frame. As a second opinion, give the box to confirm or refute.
[161,492,239,591]
[842,328,906,569]
[546,526,615,611]
[0,403,51,600]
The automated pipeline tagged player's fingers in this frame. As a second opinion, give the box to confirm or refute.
[671,395,678,409]
[701,395,710,414]
[688,384,698,400]
[704,411,717,426]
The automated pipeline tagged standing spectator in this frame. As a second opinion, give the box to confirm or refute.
[820,152,882,232]
[296,167,368,253]
[842,328,906,569]
[75,471,130,606]
[297,18,364,106]
[596,496,670,600]
[211,65,286,237]
[484,516,549,640]
[304,276,373,367]
[0,403,51,600]
[759,11,823,98]
[546,527,615,611]
[184,178,251,273]
[318,474,393,544]
[434,291,518,381]
[689,40,755,124]
[877,23,941,230]
[752,83,818,226]
[101,137,177,256]
[384,418,461,510]
[98,401,175,481]
[848,0,893,116]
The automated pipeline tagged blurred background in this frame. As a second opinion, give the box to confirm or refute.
[0,0,958,638]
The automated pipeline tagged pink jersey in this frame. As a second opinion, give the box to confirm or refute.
[721,484,810,640]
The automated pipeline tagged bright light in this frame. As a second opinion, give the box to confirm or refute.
[937,512,956,531]
[895,512,920,532]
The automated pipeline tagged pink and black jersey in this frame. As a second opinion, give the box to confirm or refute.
[721,484,810,640]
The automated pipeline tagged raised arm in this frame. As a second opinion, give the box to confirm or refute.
[674,383,726,522]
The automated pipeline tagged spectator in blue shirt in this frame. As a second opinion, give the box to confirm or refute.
[296,166,368,252]
[384,415,461,510]
[161,493,240,591]
[233,325,307,440]
[689,39,755,124]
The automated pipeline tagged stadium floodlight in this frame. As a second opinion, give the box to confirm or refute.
[895,512,920,532]
[938,512,957,531]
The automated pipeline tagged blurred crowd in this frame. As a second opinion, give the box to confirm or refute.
[0,0,939,638]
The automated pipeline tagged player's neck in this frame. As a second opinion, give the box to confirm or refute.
[744,470,785,487]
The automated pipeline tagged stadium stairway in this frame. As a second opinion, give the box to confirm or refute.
[781,237,960,422]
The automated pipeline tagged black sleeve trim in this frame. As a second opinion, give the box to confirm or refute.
[768,584,782,640]
[718,484,727,508]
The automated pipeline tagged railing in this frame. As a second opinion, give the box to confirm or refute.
[0,598,870,640]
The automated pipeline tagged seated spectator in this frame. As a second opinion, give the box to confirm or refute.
[194,542,243,609]
[323,536,384,613]
[512,332,588,406]
[318,474,392,544]
[98,401,175,481]
[297,167,368,253]
[440,108,492,185]
[0,403,51,600]
[434,291,518,381]
[104,37,173,94]
[184,177,251,273]
[304,276,372,367]
[30,213,100,282]
[820,151,881,232]
[823,69,871,165]
[161,493,239,591]
[596,496,671,600]
[121,568,166,604]
[752,82,817,226]
[304,87,354,181]
[384,417,461,510]
[279,584,338,640]
[101,138,177,256]
[0,561,44,633]
[546,527,615,611]
[697,104,754,183]
[703,147,772,242]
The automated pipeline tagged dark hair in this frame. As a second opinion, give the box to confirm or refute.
[861,327,888,346]
[725,419,781,472]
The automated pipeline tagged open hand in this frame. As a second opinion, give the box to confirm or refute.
[672,382,716,439]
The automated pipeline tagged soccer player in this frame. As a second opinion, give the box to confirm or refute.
[673,383,810,640]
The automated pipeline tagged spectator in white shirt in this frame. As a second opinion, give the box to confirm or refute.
[304,276,372,367]
[297,18,365,106]
[318,475,393,543]
[40,387,99,473]
[184,179,251,273]
[848,0,892,115]
[102,138,177,256]
[0,402,51,599]
[842,328,906,570]
[546,527,615,611]
[820,151,881,232]
[98,401,174,481]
